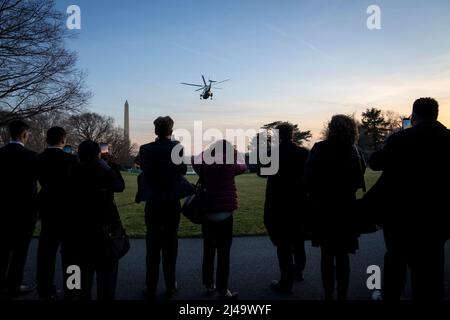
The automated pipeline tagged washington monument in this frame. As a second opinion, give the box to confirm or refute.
[124,100,130,142]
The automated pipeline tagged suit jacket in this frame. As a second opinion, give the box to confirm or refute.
[368,121,450,237]
[35,148,78,218]
[263,140,309,244]
[137,138,187,206]
[0,143,38,223]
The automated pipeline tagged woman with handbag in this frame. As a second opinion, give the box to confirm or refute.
[192,140,246,300]
[69,140,126,300]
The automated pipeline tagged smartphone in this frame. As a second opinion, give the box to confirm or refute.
[402,118,412,130]
[63,145,73,154]
[100,143,109,154]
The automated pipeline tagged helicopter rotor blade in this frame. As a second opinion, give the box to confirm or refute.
[195,87,205,92]
[213,79,230,85]
[181,82,204,87]
[201,75,207,86]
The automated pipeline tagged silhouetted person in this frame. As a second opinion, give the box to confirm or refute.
[35,127,78,300]
[70,140,125,300]
[137,116,187,299]
[261,122,309,294]
[192,140,246,300]
[0,120,37,298]
[306,115,366,300]
[368,98,450,300]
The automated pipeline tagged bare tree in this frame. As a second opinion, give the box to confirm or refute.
[26,111,68,152]
[383,110,404,133]
[67,112,114,143]
[0,0,90,126]
[67,112,137,167]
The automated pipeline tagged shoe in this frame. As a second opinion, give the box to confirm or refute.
[39,288,61,301]
[270,280,292,295]
[7,282,37,299]
[218,289,238,300]
[164,282,178,299]
[371,290,382,301]
[20,283,36,294]
[39,293,59,301]
[204,285,216,295]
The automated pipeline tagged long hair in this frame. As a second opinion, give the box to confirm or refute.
[326,115,358,145]
[205,139,235,164]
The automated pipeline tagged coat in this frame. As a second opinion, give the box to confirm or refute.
[0,143,37,224]
[305,139,366,253]
[263,140,309,245]
[192,152,247,213]
[367,121,450,239]
[69,159,125,263]
[35,148,78,219]
[137,138,188,205]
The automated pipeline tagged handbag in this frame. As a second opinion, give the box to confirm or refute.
[136,173,195,203]
[173,175,196,199]
[181,178,208,224]
[102,199,131,260]
[104,221,131,260]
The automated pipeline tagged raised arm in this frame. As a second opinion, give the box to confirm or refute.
[100,159,125,193]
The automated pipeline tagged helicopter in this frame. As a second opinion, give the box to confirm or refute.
[181,75,230,100]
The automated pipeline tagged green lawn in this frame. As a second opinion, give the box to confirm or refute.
[116,171,381,238]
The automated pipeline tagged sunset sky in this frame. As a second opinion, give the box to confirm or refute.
[57,0,450,149]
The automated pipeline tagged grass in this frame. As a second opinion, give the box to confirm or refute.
[115,170,381,238]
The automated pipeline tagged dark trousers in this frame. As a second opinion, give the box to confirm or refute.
[36,217,68,298]
[80,259,118,301]
[201,216,233,292]
[145,204,180,296]
[382,229,407,300]
[276,237,306,291]
[383,228,445,300]
[320,245,350,300]
[0,218,35,293]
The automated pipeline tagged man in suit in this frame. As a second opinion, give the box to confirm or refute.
[35,126,78,299]
[262,122,309,294]
[137,116,187,300]
[0,120,38,298]
[369,98,450,300]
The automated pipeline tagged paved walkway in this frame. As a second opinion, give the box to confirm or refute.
[20,231,450,300]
